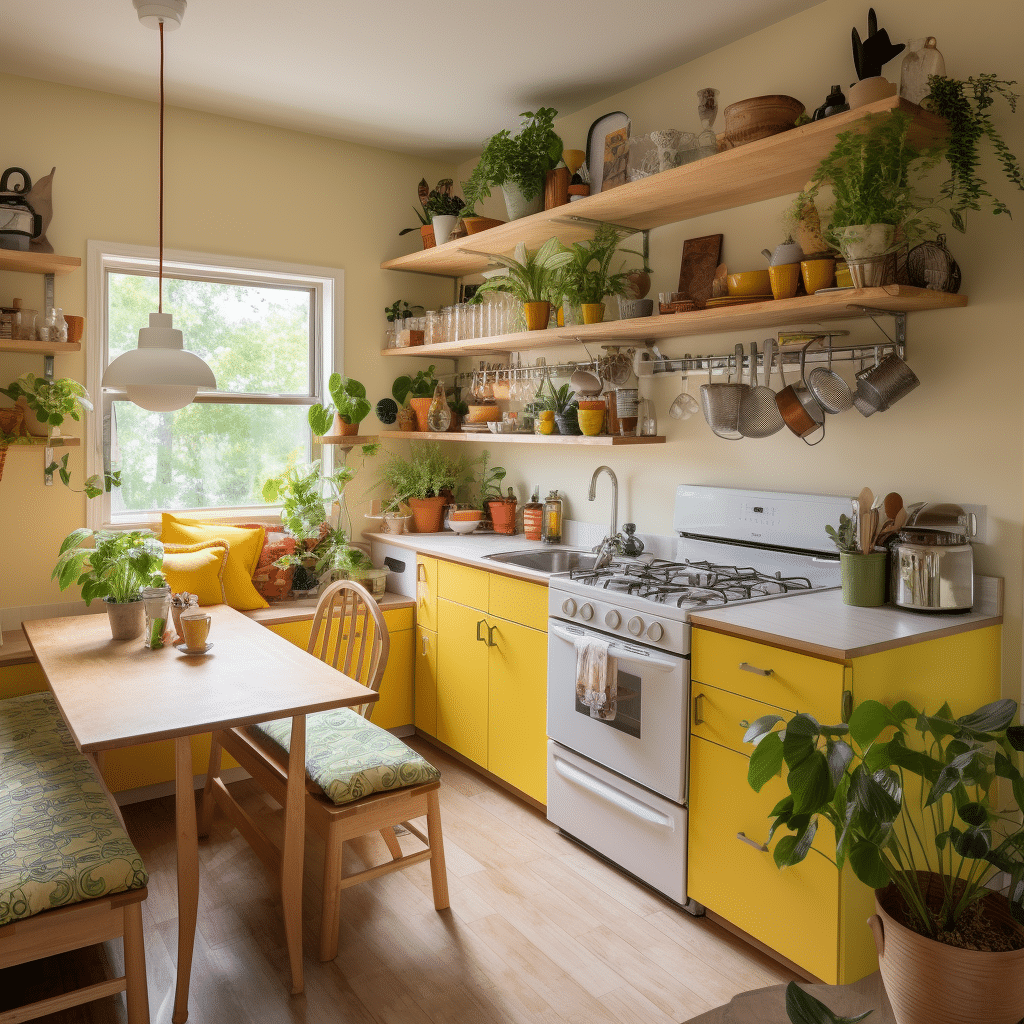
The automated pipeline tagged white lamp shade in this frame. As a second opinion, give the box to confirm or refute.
[103,311,216,412]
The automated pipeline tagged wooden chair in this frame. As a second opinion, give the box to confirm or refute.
[200,579,449,961]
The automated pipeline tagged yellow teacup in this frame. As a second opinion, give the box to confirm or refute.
[801,258,836,295]
[180,611,211,651]
[768,262,801,300]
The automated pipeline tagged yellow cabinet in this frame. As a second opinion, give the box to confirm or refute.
[437,559,489,610]
[415,625,437,736]
[416,555,438,632]
[487,616,548,803]
[436,598,489,765]
[489,574,548,632]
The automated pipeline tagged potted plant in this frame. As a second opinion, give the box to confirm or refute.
[379,441,470,533]
[392,364,440,432]
[52,528,165,640]
[477,450,517,535]
[744,696,1024,1024]
[826,512,886,607]
[539,378,580,435]
[557,224,639,324]
[1,372,92,439]
[461,108,563,221]
[471,238,573,331]
[421,179,465,246]
[397,178,455,249]
[308,373,371,437]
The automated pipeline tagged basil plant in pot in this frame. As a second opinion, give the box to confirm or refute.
[308,373,371,438]
[52,528,165,640]
[744,697,1024,1024]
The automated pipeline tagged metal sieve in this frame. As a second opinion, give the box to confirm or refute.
[738,340,785,438]
[806,344,853,414]
[700,343,748,440]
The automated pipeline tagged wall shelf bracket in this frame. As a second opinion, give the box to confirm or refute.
[847,306,908,360]
[44,445,54,487]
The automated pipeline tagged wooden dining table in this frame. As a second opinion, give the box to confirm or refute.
[23,604,377,1024]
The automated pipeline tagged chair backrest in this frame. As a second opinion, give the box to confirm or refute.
[308,579,390,720]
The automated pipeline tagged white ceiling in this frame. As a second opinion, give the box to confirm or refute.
[2,0,823,162]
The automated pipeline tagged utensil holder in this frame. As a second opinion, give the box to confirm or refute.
[840,551,887,606]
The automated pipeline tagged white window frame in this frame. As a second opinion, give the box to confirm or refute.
[86,240,342,531]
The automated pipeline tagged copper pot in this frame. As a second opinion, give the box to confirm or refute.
[775,338,825,445]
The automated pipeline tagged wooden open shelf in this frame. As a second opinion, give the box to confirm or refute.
[381,97,948,278]
[8,436,81,448]
[0,339,82,356]
[380,286,968,358]
[313,434,379,446]
[378,430,665,446]
[0,251,81,276]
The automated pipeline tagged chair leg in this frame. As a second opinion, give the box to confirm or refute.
[380,826,402,860]
[319,821,344,962]
[198,730,223,838]
[123,901,151,1024]
[425,790,449,911]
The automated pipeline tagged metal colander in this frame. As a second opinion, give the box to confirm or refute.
[738,340,785,438]
[806,346,853,414]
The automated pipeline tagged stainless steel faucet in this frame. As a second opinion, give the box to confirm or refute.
[589,466,618,567]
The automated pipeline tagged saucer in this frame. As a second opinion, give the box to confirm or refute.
[174,641,214,656]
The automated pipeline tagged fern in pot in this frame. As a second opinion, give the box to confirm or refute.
[557,224,639,325]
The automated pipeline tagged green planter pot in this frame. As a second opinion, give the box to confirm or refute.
[840,551,887,607]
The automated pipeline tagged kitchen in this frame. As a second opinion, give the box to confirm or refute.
[2,0,1024,1021]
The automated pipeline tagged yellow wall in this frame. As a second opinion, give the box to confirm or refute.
[452,0,1024,696]
[0,73,454,612]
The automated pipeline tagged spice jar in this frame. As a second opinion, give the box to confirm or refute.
[542,490,563,545]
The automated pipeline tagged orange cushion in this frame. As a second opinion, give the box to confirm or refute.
[161,541,229,606]
[159,514,268,611]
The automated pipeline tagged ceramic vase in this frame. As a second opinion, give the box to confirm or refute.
[900,38,945,106]
[840,551,886,606]
[408,397,434,432]
[524,301,551,331]
[581,303,606,325]
[431,215,458,246]
[847,76,897,109]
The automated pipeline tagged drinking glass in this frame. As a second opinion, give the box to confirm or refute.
[440,306,454,345]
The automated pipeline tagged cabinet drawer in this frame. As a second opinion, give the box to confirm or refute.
[691,682,788,756]
[489,574,548,633]
[437,560,489,611]
[692,629,845,722]
[688,735,839,983]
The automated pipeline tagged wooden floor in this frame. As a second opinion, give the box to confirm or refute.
[4,738,798,1023]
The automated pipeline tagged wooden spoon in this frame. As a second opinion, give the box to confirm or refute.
[883,492,904,522]
[857,487,874,555]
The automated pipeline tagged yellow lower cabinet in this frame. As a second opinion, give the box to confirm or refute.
[416,555,438,632]
[487,616,548,803]
[436,598,489,765]
[0,661,46,699]
[688,734,840,983]
[415,626,437,736]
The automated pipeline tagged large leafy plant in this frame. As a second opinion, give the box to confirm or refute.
[1,373,92,436]
[471,238,573,305]
[307,374,371,435]
[392,365,439,405]
[52,529,165,605]
[744,697,1024,944]
[557,224,639,305]
[379,441,471,502]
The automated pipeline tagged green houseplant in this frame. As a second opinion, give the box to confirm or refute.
[744,697,1024,1024]
[557,224,639,324]
[471,238,573,331]
[307,374,371,437]
[379,441,470,533]
[52,528,165,639]
[1,372,92,438]
[398,178,465,247]
[392,364,440,431]
[538,378,580,435]
[461,108,563,220]
[476,450,516,535]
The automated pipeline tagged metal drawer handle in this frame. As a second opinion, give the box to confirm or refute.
[739,662,773,677]
[693,693,705,725]
[421,633,429,656]
[736,831,769,852]
[476,619,486,644]
[486,623,498,649]
[417,563,427,582]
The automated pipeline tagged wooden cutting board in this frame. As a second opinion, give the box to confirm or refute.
[678,233,723,306]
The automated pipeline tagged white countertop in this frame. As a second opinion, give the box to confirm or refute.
[690,577,1003,660]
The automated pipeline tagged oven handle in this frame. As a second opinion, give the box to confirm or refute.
[553,755,675,830]
[548,623,679,672]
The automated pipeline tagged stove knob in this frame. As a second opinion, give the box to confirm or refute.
[580,603,594,621]
[627,615,644,637]
[604,610,621,629]
[561,598,577,617]
[647,621,664,642]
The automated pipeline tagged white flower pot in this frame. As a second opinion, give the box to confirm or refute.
[838,224,896,261]
[502,181,544,221]
[431,215,458,247]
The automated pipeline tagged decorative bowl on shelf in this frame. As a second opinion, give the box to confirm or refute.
[726,270,771,296]
[447,508,482,535]
[723,95,805,146]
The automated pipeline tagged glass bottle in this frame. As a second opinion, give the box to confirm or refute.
[900,38,945,106]
[696,87,719,159]
[426,381,451,432]
[542,490,563,545]
[523,489,543,541]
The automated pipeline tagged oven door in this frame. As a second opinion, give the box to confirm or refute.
[547,619,688,803]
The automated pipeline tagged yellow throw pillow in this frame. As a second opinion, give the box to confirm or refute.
[160,514,268,611]
[162,541,229,606]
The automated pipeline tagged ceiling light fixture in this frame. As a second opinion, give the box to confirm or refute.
[103,0,215,412]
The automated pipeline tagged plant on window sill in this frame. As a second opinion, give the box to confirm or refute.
[308,373,371,436]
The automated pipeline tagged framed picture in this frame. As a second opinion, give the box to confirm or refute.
[586,111,629,195]
[602,125,630,191]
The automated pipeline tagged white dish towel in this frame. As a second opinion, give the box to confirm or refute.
[574,637,618,721]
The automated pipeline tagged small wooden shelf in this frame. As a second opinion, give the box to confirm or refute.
[7,436,81,448]
[381,97,947,278]
[380,286,968,359]
[0,339,82,356]
[0,251,81,276]
[378,430,665,446]
[313,434,379,446]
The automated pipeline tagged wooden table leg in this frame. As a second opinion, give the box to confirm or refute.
[172,736,199,1024]
[281,715,306,995]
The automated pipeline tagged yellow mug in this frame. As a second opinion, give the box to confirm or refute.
[800,258,836,295]
[180,611,212,651]
[768,262,801,300]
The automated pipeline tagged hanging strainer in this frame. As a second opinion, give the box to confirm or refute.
[700,343,748,440]
[738,340,785,438]
[806,342,853,414]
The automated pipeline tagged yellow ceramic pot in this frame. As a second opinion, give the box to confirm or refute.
[524,301,551,331]
[801,258,835,295]
[538,410,555,435]
[577,409,605,436]
[768,263,801,300]
[581,302,606,324]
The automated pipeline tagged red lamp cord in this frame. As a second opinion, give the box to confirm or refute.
[158,21,164,313]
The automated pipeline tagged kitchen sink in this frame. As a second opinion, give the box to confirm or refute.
[484,548,598,574]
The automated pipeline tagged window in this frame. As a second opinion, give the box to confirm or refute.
[87,242,340,529]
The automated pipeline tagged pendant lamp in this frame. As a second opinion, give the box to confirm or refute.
[103,0,215,412]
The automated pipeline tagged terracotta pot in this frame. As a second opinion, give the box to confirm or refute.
[63,314,85,344]
[486,498,518,536]
[461,216,505,234]
[420,224,436,249]
[408,396,434,432]
[408,496,446,533]
[871,873,1024,1024]
[105,597,145,641]
[331,413,359,436]
[581,302,605,324]
[524,301,551,331]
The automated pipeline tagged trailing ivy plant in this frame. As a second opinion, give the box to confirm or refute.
[925,74,1024,232]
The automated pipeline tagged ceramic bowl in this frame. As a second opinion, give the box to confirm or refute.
[726,270,771,297]
[723,95,805,145]
[577,409,606,436]
[448,518,481,535]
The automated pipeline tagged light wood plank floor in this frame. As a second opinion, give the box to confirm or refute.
[3,738,797,1022]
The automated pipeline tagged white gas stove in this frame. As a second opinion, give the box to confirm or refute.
[545,485,851,911]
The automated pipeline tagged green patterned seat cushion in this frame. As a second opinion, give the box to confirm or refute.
[250,708,440,806]
[0,692,148,927]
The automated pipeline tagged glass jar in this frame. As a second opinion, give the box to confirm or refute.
[424,310,440,345]
[542,490,563,545]
[142,584,172,648]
